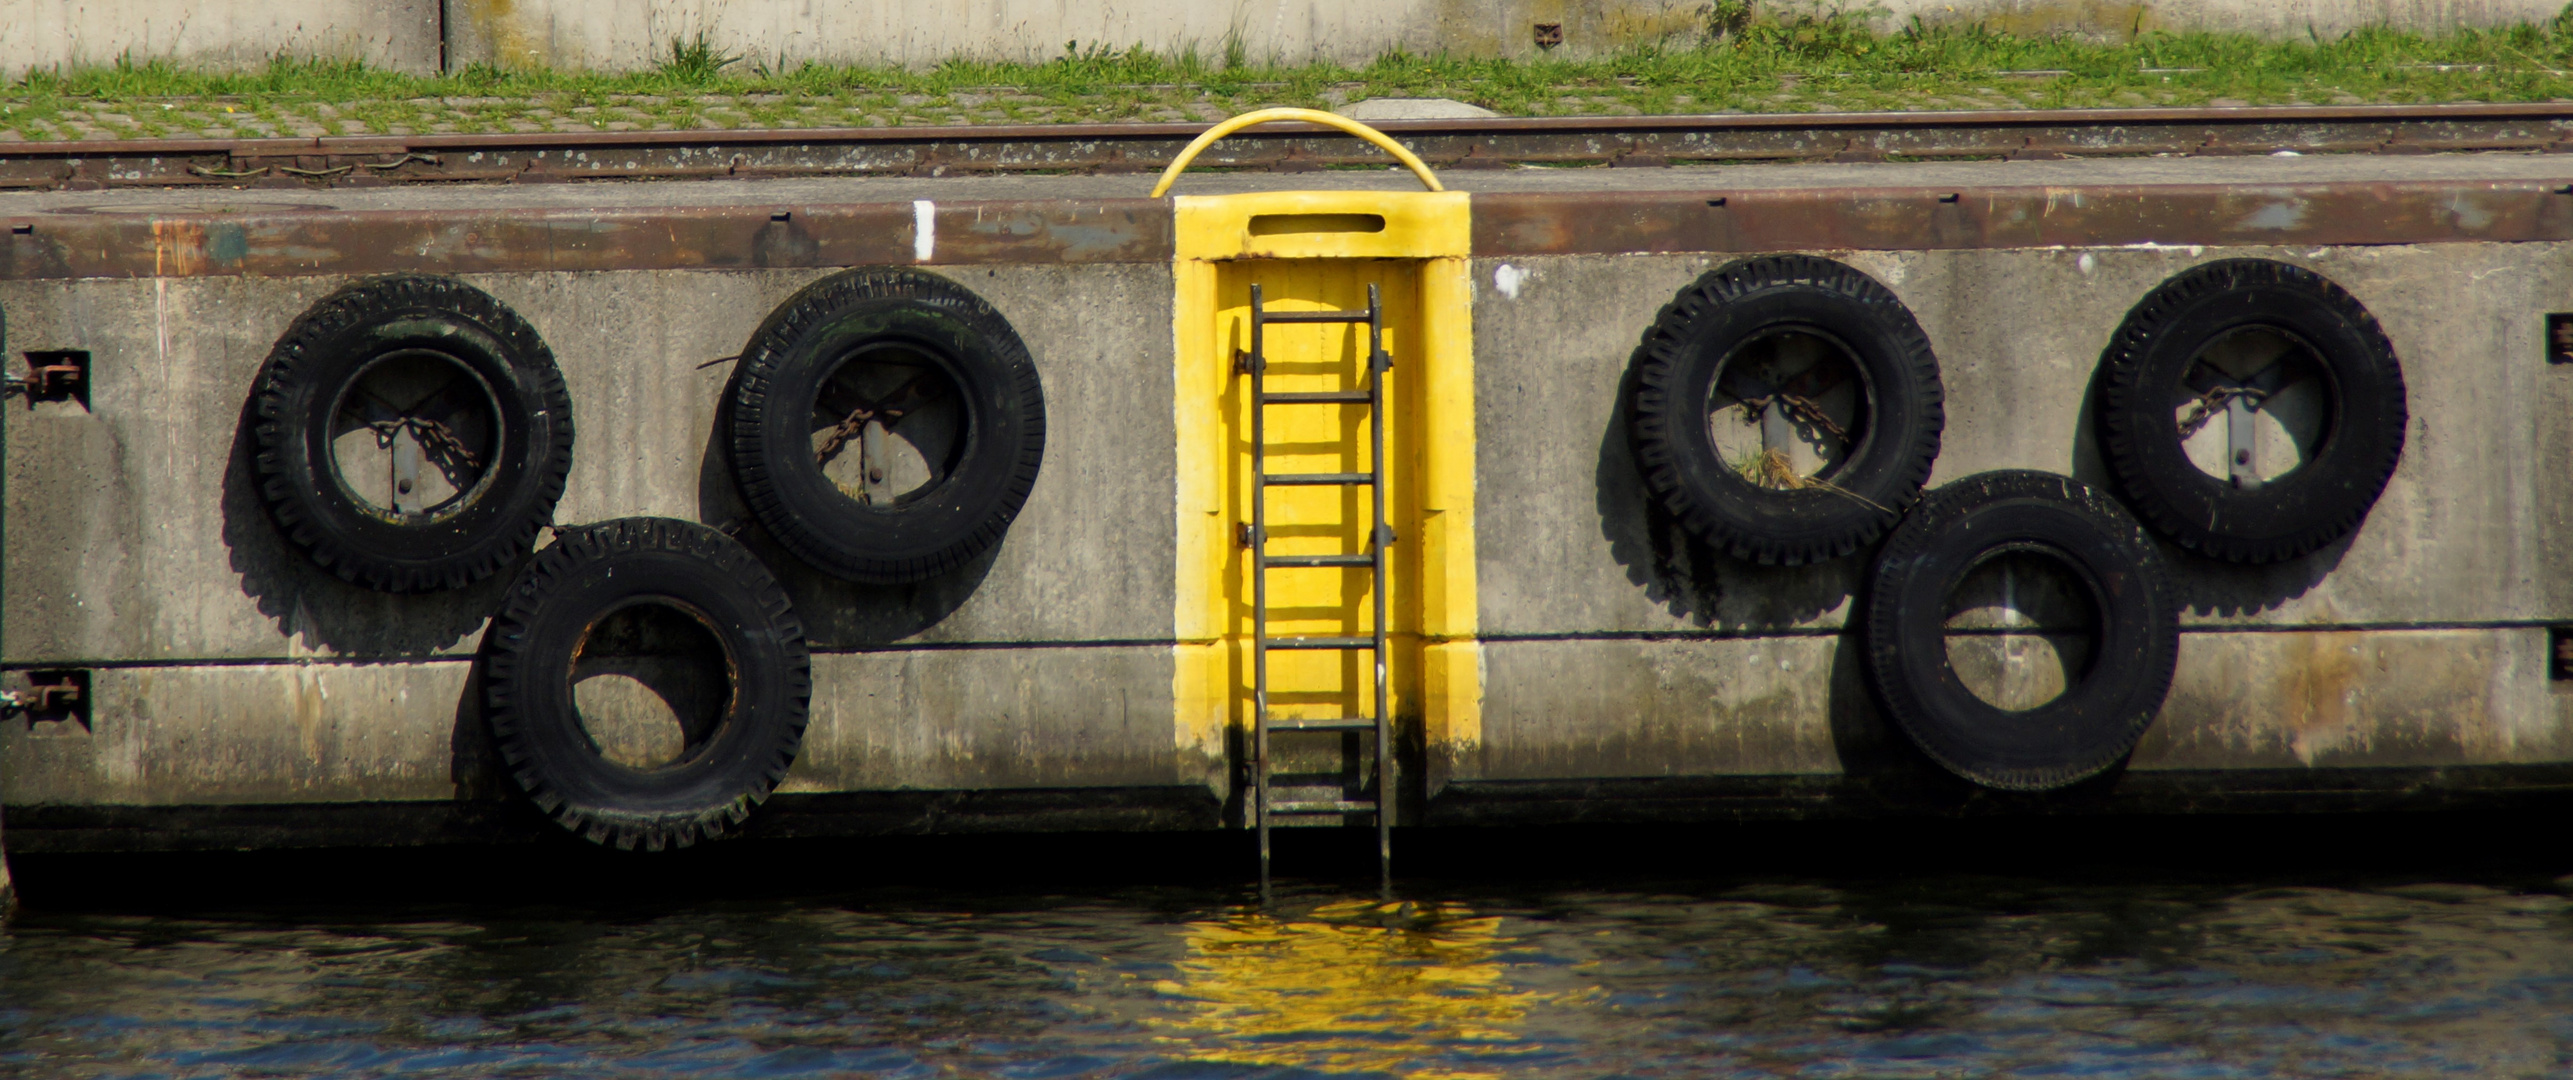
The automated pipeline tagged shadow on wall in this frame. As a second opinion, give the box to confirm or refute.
[690,389,994,646]
[1594,336,1857,631]
[220,392,509,658]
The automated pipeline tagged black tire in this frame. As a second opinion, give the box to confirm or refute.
[1863,470,2180,791]
[1630,255,1945,566]
[2099,259,2407,564]
[729,268,1046,583]
[253,275,574,592]
[483,517,812,850]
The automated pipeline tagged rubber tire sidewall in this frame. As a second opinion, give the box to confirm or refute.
[730,268,1046,584]
[484,517,813,850]
[255,275,574,592]
[1864,470,2180,791]
[1632,255,1946,566]
[2100,259,2407,564]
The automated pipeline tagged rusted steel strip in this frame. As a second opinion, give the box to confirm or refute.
[0,199,1171,279]
[8,102,2573,190]
[7,181,2571,280]
[1472,181,2573,255]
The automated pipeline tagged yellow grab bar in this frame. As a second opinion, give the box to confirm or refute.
[1147,107,1445,198]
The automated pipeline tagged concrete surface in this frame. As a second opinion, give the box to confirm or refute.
[1467,240,2573,778]
[1340,98,1503,120]
[0,260,1186,809]
[8,159,2573,842]
[1,0,442,76]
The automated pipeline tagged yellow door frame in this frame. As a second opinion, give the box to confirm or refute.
[1162,111,1480,818]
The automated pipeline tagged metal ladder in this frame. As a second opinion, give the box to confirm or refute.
[1243,282,1394,897]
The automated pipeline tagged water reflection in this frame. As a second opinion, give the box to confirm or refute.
[1156,900,1569,1077]
[2,872,2571,1077]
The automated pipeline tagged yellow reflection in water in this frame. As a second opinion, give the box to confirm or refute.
[1153,899,1561,1078]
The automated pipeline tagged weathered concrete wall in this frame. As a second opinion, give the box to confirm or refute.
[1867,0,2567,41]
[0,262,1183,806]
[3,0,2558,78]
[8,193,2573,834]
[439,0,1714,70]
[0,0,443,76]
[440,0,2573,71]
[1468,243,2573,782]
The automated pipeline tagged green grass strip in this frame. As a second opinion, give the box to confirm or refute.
[11,11,2573,142]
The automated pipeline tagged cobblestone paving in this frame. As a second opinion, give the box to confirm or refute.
[0,79,2531,143]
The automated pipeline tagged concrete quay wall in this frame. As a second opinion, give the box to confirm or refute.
[2,171,2571,847]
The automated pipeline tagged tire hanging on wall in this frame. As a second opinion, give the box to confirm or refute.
[728,268,1046,584]
[2098,259,2407,564]
[254,274,575,592]
[1863,470,2180,792]
[1630,255,1945,566]
[483,517,812,851]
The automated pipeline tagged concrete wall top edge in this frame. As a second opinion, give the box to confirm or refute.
[4,180,2570,282]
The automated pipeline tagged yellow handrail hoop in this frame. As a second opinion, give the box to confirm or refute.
[1147,107,1445,198]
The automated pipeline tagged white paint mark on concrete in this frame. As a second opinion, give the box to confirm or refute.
[1492,263,1525,299]
[913,200,936,262]
[2241,201,2307,230]
[2077,252,2095,275]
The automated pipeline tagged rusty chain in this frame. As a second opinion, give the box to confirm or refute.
[813,407,876,466]
[1732,393,1851,442]
[813,373,938,466]
[2174,385,2267,439]
[368,416,483,473]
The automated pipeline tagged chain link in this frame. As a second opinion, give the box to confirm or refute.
[2174,385,2267,440]
[1732,393,1851,442]
[813,373,937,466]
[369,416,483,473]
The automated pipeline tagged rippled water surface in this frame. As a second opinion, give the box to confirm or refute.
[6,849,2573,1078]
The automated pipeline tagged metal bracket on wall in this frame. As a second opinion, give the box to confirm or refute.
[5,350,88,409]
[3,670,90,729]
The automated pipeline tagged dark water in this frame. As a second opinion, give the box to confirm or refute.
[5,830,2573,1079]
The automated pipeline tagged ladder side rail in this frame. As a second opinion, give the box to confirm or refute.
[1365,282,1393,883]
[1249,283,1272,894]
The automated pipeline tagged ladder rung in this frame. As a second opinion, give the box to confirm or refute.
[1268,800,1381,815]
[1261,310,1372,324]
[1265,635,1376,651]
[1261,553,1374,568]
[1263,717,1378,732]
[1261,390,1373,404]
[1264,472,1373,486]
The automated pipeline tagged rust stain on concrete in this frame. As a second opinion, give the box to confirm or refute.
[2277,629,2361,764]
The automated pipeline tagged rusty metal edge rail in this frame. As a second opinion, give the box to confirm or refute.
[10,180,2572,281]
[11,101,2573,190]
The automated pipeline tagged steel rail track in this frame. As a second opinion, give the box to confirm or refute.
[8,101,2573,190]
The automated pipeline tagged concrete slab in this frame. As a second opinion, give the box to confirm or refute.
[1340,98,1502,121]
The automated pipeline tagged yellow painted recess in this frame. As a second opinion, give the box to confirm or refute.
[1171,188,1480,800]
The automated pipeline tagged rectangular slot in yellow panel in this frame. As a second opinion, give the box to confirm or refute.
[1248,213,1386,236]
